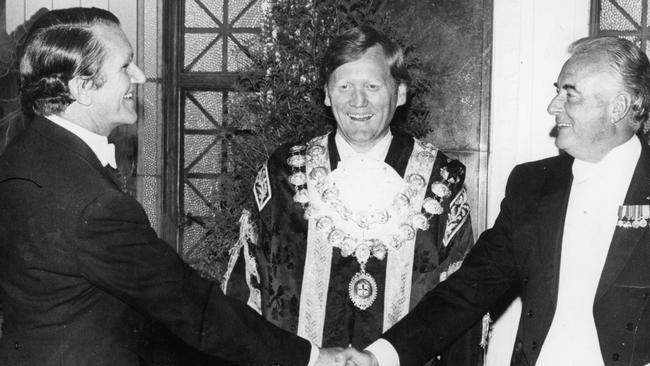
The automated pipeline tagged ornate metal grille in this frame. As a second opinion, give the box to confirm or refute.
[592,0,650,138]
[176,0,262,255]
[592,0,650,52]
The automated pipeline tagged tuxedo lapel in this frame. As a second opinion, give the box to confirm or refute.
[534,154,574,307]
[32,116,120,190]
[103,165,128,192]
[595,139,650,302]
[327,131,340,171]
[384,129,413,176]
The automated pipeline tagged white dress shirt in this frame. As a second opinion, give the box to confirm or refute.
[46,114,117,168]
[348,129,399,366]
[537,136,640,365]
[368,137,641,366]
[335,129,393,161]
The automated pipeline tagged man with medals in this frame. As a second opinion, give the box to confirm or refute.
[225,26,483,365]
[338,36,650,366]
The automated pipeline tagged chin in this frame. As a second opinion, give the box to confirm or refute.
[350,137,376,146]
[123,113,138,124]
[554,133,571,150]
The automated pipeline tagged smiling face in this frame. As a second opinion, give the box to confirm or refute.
[86,24,145,135]
[324,45,407,152]
[547,53,625,162]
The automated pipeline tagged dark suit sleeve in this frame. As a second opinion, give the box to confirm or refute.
[74,190,311,366]
[382,165,526,366]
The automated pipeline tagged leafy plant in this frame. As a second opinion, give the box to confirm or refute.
[0,28,25,155]
[189,0,434,280]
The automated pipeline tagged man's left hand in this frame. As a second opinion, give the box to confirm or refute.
[316,347,346,365]
[335,347,378,366]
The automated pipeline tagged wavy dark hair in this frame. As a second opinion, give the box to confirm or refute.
[20,7,119,117]
[320,25,410,88]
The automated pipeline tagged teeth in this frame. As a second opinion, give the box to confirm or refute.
[124,92,133,99]
[347,113,373,120]
[556,123,571,127]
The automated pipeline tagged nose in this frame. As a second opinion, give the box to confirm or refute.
[350,88,368,108]
[547,93,563,115]
[129,63,146,84]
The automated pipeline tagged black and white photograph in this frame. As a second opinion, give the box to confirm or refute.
[0,1,648,365]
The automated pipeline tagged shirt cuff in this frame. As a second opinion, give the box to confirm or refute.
[307,343,319,366]
[365,338,400,366]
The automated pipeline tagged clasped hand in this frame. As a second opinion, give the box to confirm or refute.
[316,347,378,366]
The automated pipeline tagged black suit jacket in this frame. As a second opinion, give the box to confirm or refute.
[0,116,311,366]
[382,137,650,366]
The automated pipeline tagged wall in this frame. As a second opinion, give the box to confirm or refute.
[485,0,589,364]
[383,0,492,241]
[5,0,137,48]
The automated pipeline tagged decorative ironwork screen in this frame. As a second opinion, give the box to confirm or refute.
[174,0,262,256]
[591,0,650,137]
[592,0,650,52]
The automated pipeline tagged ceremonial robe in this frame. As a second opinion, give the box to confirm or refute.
[227,129,482,365]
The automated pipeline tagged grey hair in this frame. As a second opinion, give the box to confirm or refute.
[569,36,650,128]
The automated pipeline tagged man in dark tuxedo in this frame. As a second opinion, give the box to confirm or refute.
[0,7,342,366]
[339,36,650,366]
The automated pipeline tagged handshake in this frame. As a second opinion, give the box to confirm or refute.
[315,347,379,366]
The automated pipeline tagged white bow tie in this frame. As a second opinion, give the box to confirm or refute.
[102,143,117,169]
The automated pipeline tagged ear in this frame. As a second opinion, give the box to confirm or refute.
[323,85,331,107]
[396,83,407,107]
[68,77,93,106]
[611,92,632,124]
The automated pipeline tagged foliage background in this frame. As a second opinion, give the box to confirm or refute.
[191,0,437,279]
[0,23,27,156]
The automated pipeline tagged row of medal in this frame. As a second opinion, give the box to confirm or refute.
[616,204,650,228]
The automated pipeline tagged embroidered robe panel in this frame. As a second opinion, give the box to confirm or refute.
[228,129,478,360]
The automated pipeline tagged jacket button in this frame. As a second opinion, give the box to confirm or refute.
[612,353,619,361]
[626,322,634,331]
[523,276,529,284]
[527,310,534,318]
[531,341,538,350]
[14,342,20,350]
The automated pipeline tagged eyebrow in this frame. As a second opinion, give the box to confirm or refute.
[119,54,134,67]
[553,82,578,93]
